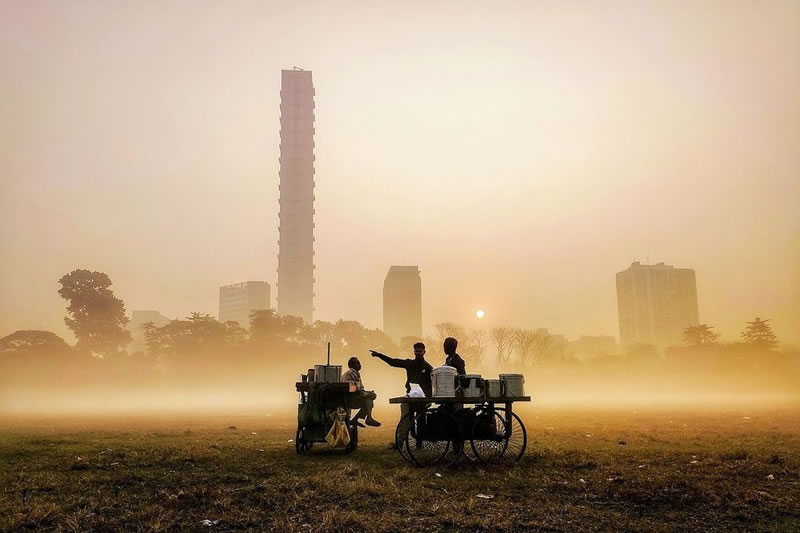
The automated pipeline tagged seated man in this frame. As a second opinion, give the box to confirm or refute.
[341,357,381,427]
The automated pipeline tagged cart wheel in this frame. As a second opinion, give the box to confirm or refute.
[495,408,527,464]
[345,423,358,454]
[295,427,312,454]
[469,409,507,464]
[394,412,414,464]
[405,408,462,467]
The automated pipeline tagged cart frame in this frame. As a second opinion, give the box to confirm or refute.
[389,395,531,466]
[295,382,359,454]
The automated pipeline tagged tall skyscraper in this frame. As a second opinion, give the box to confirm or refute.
[277,68,315,323]
[219,281,270,327]
[383,266,422,342]
[616,261,699,348]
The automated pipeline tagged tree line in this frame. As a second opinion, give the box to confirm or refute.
[0,269,796,388]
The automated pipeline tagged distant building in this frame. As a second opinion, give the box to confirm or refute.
[383,266,422,342]
[219,281,270,327]
[277,68,315,323]
[128,310,170,353]
[568,335,618,359]
[616,261,699,348]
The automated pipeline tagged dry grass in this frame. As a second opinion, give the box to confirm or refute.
[1,408,799,532]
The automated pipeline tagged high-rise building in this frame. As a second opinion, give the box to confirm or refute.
[128,310,170,353]
[219,281,270,327]
[277,68,315,323]
[616,261,699,348]
[383,266,422,341]
[568,335,618,359]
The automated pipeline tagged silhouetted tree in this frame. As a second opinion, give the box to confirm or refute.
[741,317,777,349]
[512,328,538,367]
[435,322,466,345]
[466,328,488,366]
[0,330,71,358]
[491,327,515,364]
[58,269,131,358]
[682,324,720,346]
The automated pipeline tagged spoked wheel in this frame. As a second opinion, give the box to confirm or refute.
[394,412,414,464]
[295,426,312,454]
[405,408,462,467]
[495,408,527,464]
[469,409,508,464]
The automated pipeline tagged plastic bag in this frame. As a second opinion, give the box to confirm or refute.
[325,407,351,448]
[408,383,425,398]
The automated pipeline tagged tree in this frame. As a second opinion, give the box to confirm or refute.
[512,328,538,367]
[682,324,720,346]
[58,269,131,358]
[741,317,778,349]
[0,330,72,358]
[491,327,515,365]
[435,322,466,345]
[466,328,488,366]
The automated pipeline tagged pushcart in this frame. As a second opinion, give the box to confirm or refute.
[295,381,359,454]
[389,395,530,466]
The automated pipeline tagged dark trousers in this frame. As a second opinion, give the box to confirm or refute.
[349,390,376,420]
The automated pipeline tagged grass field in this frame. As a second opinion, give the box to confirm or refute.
[1,407,799,532]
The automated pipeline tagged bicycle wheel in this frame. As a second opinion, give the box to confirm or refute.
[469,409,507,464]
[405,408,461,467]
[495,408,527,464]
[394,412,414,464]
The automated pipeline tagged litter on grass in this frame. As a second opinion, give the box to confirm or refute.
[476,494,495,500]
[200,519,219,526]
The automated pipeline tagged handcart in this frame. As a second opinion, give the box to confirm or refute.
[295,381,359,454]
[389,394,530,467]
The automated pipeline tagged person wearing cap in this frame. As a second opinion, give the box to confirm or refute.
[342,356,381,427]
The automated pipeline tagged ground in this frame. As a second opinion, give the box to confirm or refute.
[1,407,799,532]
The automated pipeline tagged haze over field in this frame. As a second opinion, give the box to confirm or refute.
[1,0,799,344]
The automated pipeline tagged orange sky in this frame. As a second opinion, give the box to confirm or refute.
[1,1,798,344]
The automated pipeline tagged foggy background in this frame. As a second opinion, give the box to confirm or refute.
[2,0,799,344]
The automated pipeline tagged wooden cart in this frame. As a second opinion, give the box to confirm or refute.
[295,381,359,454]
[389,395,530,466]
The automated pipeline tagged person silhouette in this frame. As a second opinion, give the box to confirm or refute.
[443,337,466,374]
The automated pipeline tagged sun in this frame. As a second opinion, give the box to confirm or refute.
[476,309,485,319]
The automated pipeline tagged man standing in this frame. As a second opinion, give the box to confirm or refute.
[341,357,381,427]
[443,337,466,374]
[370,342,433,397]
[371,342,433,449]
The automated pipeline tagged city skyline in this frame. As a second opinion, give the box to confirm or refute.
[1,2,798,344]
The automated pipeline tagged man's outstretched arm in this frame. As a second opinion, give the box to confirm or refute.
[370,350,408,368]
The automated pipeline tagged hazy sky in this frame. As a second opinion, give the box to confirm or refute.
[1,1,798,344]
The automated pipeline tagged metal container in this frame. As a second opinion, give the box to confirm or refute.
[432,365,457,397]
[499,373,525,397]
[486,379,504,398]
[460,374,482,398]
[314,364,342,383]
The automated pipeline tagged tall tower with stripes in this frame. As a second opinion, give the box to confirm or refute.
[277,68,315,322]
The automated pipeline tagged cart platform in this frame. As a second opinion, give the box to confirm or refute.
[389,396,530,404]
